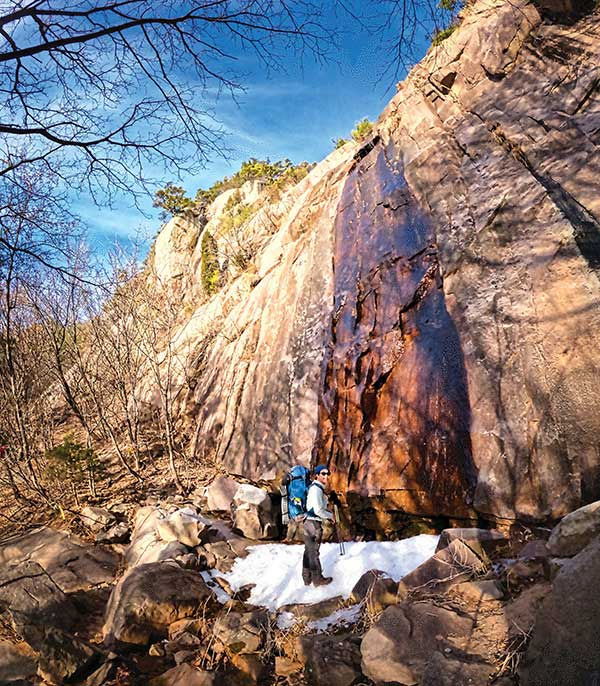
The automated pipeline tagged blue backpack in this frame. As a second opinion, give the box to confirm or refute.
[281,465,310,524]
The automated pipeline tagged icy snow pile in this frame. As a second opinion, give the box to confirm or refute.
[213,534,439,610]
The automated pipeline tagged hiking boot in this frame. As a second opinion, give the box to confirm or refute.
[302,576,312,586]
[313,576,333,586]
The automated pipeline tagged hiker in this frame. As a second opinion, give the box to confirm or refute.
[302,464,335,586]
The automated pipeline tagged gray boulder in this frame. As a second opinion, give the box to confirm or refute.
[103,562,217,645]
[452,579,503,603]
[351,570,398,613]
[398,539,485,595]
[125,534,187,568]
[0,558,80,647]
[95,521,130,544]
[37,628,98,685]
[520,535,600,685]
[360,601,490,685]
[232,484,278,539]
[80,506,117,533]
[296,633,362,686]
[435,527,508,560]
[212,609,269,655]
[230,652,268,683]
[132,505,166,538]
[281,596,346,624]
[0,526,118,594]
[156,508,211,547]
[206,475,241,512]
[422,652,502,686]
[125,506,188,568]
[547,500,600,557]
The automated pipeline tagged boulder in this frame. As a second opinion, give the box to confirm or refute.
[149,664,217,686]
[156,508,211,547]
[504,582,551,642]
[80,506,117,533]
[230,652,266,683]
[95,521,130,544]
[175,551,204,570]
[0,559,80,647]
[452,580,503,604]
[37,628,98,685]
[520,535,600,685]
[422,651,500,686]
[166,630,203,652]
[212,609,269,655]
[149,642,166,657]
[296,633,362,686]
[222,534,257,557]
[232,484,278,540]
[0,526,118,594]
[103,562,217,645]
[82,659,119,686]
[435,528,508,560]
[398,539,485,595]
[518,539,550,560]
[282,596,346,623]
[206,476,241,512]
[504,558,547,592]
[360,601,485,685]
[0,640,37,684]
[125,534,188,568]
[169,618,209,640]
[275,656,302,677]
[125,506,189,568]
[351,570,398,612]
[173,649,196,665]
[547,500,600,557]
[31,539,118,595]
[132,505,166,538]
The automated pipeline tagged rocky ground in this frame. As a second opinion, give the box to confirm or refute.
[2,475,599,686]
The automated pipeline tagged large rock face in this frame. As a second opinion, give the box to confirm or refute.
[390,0,600,521]
[317,139,476,519]
[142,0,600,524]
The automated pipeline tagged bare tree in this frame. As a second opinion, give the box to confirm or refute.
[0,161,81,502]
[83,250,149,475]
[133,272,198,492]
[0,1,335,205]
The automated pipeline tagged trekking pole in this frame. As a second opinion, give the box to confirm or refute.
[333,504,345,556]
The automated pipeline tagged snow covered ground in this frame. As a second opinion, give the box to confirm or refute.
[210,534,439,611]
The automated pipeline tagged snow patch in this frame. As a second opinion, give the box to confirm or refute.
[200,571,231,604]
[209,534,438,611]
[276,611,297,630]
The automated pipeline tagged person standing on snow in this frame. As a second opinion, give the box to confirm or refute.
[302,464,335,586]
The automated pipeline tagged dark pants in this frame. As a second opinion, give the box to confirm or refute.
[302,519,324,583]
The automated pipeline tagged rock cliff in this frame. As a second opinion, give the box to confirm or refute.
[145,0,600,526]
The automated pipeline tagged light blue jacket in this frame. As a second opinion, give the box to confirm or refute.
[306,481,334,521]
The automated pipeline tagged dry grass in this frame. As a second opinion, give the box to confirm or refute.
[491,623,533,682]
[0,438,221,541]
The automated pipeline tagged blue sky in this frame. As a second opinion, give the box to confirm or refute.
[81,3,436,254]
